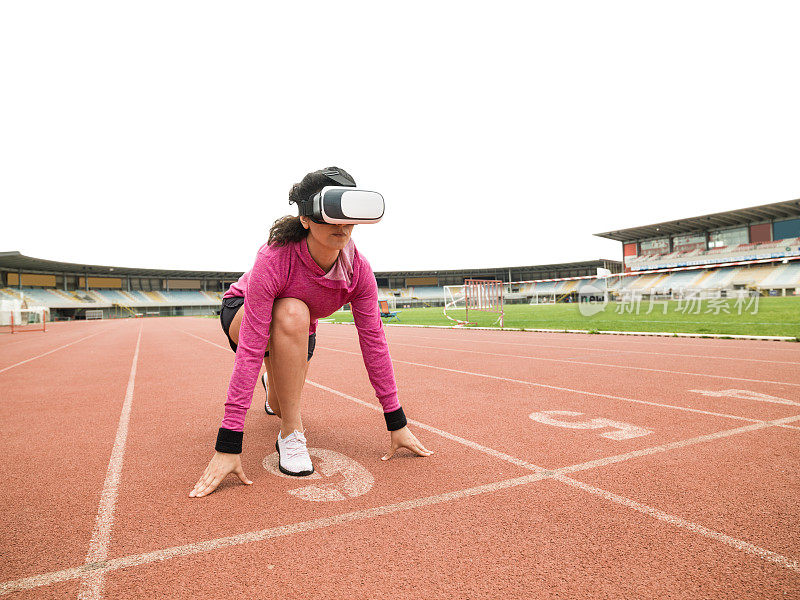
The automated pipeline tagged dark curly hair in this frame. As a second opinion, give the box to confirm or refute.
[267,166,356,247]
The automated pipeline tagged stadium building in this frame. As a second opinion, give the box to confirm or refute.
[0,251,620,321]
[594,198,800,299]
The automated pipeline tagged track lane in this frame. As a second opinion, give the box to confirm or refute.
[355,332,800,385]
[0,319,142,581]
[378,328,800,365]
[378,324,800,356]
[319,327,800,424]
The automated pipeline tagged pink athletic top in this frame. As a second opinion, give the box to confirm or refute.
[221,237,400,432]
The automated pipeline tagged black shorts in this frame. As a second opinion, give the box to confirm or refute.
[219,296,316,361]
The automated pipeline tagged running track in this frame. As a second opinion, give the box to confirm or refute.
[1,317,798,599]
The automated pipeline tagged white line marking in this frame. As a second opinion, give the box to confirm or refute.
[316,345,792,427]
[262,448,374,502]
[0,473,545,595]
[690,388,800,407]
[528,410,653,440]
[77,323,143,600]
[0,331,104,375]
[180,329,231,351]
[330,338,800,388]
[553,475,800,572]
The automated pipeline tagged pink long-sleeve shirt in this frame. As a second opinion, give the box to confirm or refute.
[221,237,400,432]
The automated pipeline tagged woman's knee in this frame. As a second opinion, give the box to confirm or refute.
[272,298,310,336]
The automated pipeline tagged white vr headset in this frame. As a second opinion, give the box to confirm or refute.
[292,169,384,225]
[304,186,385,225]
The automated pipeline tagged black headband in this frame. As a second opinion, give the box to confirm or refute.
[321,168,356,187]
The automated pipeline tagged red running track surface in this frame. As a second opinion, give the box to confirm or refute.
[1,317,798,599]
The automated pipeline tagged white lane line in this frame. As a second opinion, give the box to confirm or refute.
[0,331,105,375]
[0,473,545,595]
[368,331,800,366]
[554,475,799,572]
[316,345,793,427]
[77,323,143,600]
[180,329,230,349]
[308,380,800,573]
[329,338,800,388]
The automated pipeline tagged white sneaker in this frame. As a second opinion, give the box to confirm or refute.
[276,430,314,476]
[262,372,276,416]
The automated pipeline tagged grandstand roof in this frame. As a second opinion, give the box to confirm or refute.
[0,251,242,279]
[375,259,617,278]
[1,251,621,282]
[594,198,800,243]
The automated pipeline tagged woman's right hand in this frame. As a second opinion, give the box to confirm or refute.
[189,451,253,498]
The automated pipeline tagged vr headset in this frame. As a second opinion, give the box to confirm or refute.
[291,168,385,225]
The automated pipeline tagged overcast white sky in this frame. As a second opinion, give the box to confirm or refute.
[1,2,798,274]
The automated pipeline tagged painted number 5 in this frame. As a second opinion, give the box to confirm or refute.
[529,410,653,440]
[263,448,374,502]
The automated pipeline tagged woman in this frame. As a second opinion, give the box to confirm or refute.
[190,167,433,498]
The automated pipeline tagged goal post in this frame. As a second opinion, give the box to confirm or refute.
[443,279,504,327]
[0,306,48,333]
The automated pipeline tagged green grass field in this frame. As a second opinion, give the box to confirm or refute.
[326,296,800,338]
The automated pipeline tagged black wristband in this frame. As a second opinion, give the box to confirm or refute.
[215,427,243,454]
[384,407,407,431]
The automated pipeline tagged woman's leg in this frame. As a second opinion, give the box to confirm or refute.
[227,297,311,437]
[263,355,310,421]
[263,356,281,417]
[268,299,311,437]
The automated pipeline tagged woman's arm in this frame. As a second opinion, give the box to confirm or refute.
[348,257,433,460]
[349,260,407,431]
[216,247,286,453]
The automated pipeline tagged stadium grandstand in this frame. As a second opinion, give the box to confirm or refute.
[0,250,621,321]
[594,198,800,300]
[0,252,240,321]
[375,259,621,308]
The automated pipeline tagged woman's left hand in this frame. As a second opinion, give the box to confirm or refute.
[381,426,434,461]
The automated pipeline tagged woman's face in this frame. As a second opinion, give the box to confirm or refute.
[301,217,355,252]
